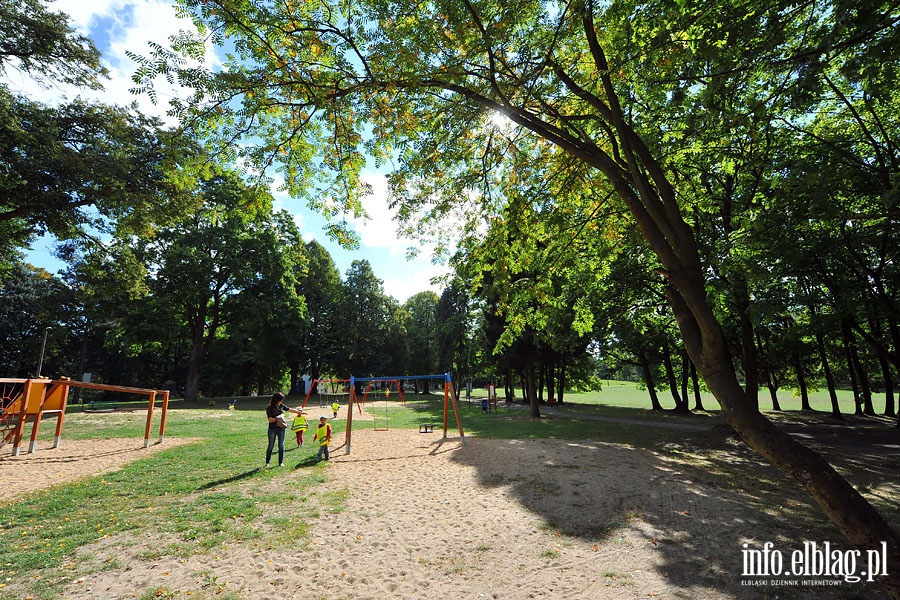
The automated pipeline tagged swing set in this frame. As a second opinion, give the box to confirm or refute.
[358,379,405,431]
[300,379,351,411]
[342,373,465,455]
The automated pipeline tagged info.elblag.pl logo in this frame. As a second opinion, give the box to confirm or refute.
[741,541,889,586]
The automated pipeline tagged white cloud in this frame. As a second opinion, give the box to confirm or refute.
[382,261,449,303]
[350,173,433,254]
[348,174,404,250]
[5,1,215,125]
[52,0,118,29]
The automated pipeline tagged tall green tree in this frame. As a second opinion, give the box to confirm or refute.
[0,0,106,89]
[0,96,201,256]
[61,237,180,390]
[0,0,203,274]
[339,260,393,375]
[148,172,303,402]
[137,0,900,592]
[0,262,74,377]
[293,240,345,387]
[403,291,439,376]
[435,282,470,385]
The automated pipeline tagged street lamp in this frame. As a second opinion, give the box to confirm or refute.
[36,326,51,378]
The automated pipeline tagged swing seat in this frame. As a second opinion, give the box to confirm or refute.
[419,424,434,433]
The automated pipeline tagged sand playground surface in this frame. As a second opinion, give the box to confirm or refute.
[1,406,892,600]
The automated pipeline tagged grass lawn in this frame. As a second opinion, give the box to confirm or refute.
[564,379,878,415]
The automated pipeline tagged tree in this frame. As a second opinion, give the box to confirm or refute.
[0,262,74,377]
[0,0,106,89]
[148,172,303,402]
[0,0,202,274]
[58,236,182,390]
[339,260,393,375]
[293,240,346,388]
[0,95,201,260]
[403,291,439,375]
[136,0,900,593]
[435,283,470,383]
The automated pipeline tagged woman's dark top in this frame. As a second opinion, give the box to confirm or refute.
[266,404,285,430]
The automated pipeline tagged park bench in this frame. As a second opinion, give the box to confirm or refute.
[88,400,117,411]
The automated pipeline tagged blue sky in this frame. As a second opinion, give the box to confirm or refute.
[12,0,451,302]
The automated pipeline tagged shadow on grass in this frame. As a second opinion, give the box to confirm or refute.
[290,454,324,468]
[197,469,263,489]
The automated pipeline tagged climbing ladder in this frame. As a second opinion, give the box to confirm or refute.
[0,381,26,448]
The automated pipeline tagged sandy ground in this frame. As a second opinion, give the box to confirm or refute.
[2,406,891,600]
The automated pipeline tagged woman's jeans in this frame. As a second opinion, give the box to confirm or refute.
[266,426,285,464]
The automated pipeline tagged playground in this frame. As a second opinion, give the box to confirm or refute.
[1,390,896,599]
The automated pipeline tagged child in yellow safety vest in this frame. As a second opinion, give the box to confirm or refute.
[291,411,309,447]
[331,401,340,418]
[313,416,332,461]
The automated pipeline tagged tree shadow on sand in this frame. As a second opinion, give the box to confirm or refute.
[448,421,896,600]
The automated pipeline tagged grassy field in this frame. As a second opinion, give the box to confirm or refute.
[0,381,895,599]
[558,379,879,414]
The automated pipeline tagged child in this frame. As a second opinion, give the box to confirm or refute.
[313,415,332,461]
[331,400,340,418]
[291,410,309,446]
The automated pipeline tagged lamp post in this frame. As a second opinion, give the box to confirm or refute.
[36,326,51,378]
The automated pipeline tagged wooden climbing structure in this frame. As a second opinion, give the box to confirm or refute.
[0,377,171,456]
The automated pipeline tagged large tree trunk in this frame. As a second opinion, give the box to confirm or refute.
[766,379,781,411]
[662,338,686,412]
[878,353,896,417]
[755,331,781,410]
[519,369,527,404]
[735,286,759,409]
[504,370,515,402]
[184,331,205,404]
[689,359,705,411]
[535,11,900,594]
[665,283,900,598]
[843,318,875,414]
[587,38,900,597]
[871,318,897,417]
[842,323,864,415]
[557,358,566,404]
[546,360,556,403]
[537,363,545,403]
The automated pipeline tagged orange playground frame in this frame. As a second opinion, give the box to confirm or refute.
[0,377,170,456]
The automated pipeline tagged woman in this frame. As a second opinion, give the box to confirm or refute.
[265,392,302,467]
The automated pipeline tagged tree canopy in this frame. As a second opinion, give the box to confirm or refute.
[0,0,106,89]
[0,0,207,275]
